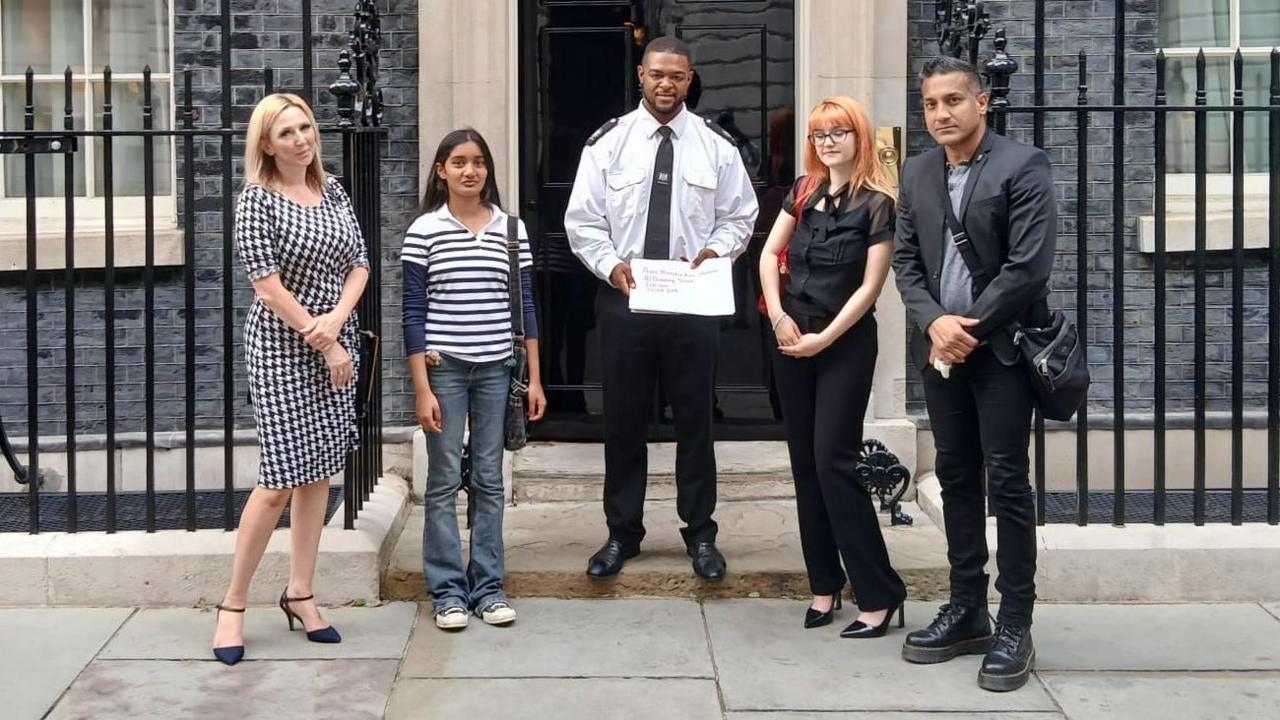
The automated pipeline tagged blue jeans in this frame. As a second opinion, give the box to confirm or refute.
[422,354,511,613]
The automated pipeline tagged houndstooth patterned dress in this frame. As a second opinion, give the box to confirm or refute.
[234,177,370,489]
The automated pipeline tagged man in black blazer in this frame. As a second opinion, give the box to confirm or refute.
[893,56,1056,693]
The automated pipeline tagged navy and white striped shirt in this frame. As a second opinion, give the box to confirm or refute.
[401,204,538,363]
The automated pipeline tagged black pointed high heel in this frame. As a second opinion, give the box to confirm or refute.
[279,588,342,644]
[212,604,246,665]
[803,594,843,629]
[840,600,906,639]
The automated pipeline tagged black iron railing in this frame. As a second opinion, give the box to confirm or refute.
[940,1,1279,527]
[0,0,385,534]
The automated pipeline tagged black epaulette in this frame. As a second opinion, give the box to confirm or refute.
[703,117,738,147]
[586,117,620,146]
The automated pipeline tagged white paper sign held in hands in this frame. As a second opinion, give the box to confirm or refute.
[627,257,735,316]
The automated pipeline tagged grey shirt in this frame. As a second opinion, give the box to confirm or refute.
[939,162,974,315]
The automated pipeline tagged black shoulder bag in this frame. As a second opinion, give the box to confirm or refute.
[504,214,530,451]
[332,181,380,420]
[941,190,1089,422]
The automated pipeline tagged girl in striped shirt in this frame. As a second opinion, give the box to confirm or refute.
[402,128,545,630]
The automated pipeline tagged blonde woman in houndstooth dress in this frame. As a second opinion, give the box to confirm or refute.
[211,93,370,665]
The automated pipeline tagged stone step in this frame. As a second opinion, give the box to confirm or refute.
[511,441,796,504]
[912,472,1280,603]
[382,498,950,601]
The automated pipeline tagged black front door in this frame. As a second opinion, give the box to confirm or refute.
[518,0,796,441]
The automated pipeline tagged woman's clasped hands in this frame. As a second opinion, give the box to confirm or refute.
[773,313,832,358]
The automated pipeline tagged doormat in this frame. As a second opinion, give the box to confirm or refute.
[0,486,343,533]
[1041,490,1274,525]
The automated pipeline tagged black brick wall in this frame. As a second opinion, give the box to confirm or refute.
[0,0,419,438]
[905,0,1274,418]
[4,1,1272,441]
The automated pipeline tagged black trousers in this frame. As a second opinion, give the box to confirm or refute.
[596,286,718,548]
[921,347,1037,627]
[772,315,906,610]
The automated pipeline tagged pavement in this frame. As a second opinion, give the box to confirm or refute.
[4,599,1280,719]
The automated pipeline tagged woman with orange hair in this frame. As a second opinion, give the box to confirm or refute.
[759,96,906,638]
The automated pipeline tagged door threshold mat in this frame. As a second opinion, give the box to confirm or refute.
[0,486,343,533]
[1041,490,1276,525]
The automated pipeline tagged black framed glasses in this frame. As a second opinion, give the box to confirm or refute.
[809,127,853,145]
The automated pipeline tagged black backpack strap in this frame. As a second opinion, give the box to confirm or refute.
[938,159,993,293]
[507,214,525,341]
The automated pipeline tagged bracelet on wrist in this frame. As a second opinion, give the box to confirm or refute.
[771,313,790,331]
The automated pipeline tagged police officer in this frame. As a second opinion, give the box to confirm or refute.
[565,36,758,581]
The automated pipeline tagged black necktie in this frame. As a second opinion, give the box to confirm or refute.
[643,126,674,260]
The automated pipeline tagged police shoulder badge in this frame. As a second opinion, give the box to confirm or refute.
[586,117,620,146]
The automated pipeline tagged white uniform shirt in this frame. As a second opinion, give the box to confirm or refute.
[563,104,760,283]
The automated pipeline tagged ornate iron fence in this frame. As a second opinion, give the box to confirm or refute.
[0,0,386,534]
[938,1,1279,526]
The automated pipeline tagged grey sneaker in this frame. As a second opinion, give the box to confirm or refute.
[479,601,517,626]
[434,606,469,631]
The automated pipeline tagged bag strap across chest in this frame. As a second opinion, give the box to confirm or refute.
[506,214,525,341]
[938,161,993,294]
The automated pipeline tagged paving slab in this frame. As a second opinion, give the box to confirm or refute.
[727,707,1064,712]
[384,500,949,600]
[0,608,133,720]
[728,714,1064,720]
[45,659,399,720]
[399,598,714,679]
[705,599,1058,713]
[1263,602,1280,622]
[98,602,418,660]
[1024,603,1280,671]
[1038,672,1280,720]
[386,678,723,720]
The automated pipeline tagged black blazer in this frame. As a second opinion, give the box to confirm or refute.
[893,129,1056,372]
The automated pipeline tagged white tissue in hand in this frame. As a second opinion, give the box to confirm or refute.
[933,358,952,379]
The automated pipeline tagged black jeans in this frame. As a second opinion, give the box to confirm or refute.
[596,286,719,548]
[773,315,906,610]
[921,347,1037,627]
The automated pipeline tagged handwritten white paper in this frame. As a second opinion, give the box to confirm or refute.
[628,258,736,316]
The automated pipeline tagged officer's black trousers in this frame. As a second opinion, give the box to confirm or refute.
[772,315,906,610]
[921,346,1038,627]
[596,286,718,549]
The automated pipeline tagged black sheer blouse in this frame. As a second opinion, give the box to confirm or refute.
[782,177,896,318]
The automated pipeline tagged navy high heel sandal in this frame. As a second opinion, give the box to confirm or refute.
[279,588,342,644]
[212,605,246,665]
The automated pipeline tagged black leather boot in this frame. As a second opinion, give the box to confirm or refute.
[901,603,993,664]
[978,623,1035,692]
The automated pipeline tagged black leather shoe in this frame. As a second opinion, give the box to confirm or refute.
[586,540,639,578]
[840,600,906,639]
[804,595,842,629]
[901,603,993,664]
[978,623,1035,692]
[687,542,726,580]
